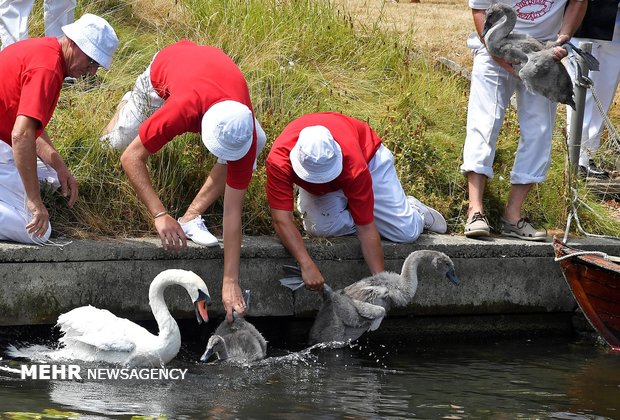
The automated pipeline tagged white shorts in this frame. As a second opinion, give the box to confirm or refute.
[460,44,558,184]
[100,61,164,151]
[297,145,425,243]
[0,140,57,244]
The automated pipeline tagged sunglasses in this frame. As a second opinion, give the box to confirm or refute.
[88,57,100,68]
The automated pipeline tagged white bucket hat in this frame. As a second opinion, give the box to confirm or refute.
[290,125,343,184]
[62,13,118,70]
[201,100,254,161]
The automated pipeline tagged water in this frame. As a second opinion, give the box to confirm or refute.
[1,322,619,419]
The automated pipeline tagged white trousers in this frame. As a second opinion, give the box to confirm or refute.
[100,63,164,151]
[566,40,620,166]
[0,0,76,48]
[0,140,58,244]
[297,145,425,243]
[100,62,267,166]
[460,43,558,184]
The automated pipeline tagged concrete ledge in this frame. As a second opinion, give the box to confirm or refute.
[1,234,619,326]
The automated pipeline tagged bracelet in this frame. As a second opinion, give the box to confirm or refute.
[153,211,168,219]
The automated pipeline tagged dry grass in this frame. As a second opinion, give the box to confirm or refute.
[20,0,620,237]
[337,0,619,126]
[334,0,473,66]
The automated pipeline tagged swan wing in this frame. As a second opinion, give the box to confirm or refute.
[348,300,386,331]
[309,301,346,344]
[518,52,575,107]
[243,321,268,355]
[343,283,389,307]
[210,319,268,361]
[63,332,136,352]
[332,293,385,328]
[57,305,146,352]
[225,330,267,362]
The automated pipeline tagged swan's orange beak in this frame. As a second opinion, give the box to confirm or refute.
[195,289,210,324]
[195,299,209,324]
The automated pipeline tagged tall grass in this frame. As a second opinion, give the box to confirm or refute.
[33,0,620,238]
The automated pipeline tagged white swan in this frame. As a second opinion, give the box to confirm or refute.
[53,269,211,366]
[481,3,576,109]
[342,250,459,310]
[201,317,268,363]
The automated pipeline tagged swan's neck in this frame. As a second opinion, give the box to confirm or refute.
[148,276,182,342]
[400,252,423,295]
[485,14,514,47]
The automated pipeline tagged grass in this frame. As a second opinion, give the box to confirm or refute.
[27,0,620,238]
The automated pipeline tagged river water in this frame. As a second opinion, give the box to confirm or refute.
[1,321,619,419]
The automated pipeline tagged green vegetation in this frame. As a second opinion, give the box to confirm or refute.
[37,0,619,238]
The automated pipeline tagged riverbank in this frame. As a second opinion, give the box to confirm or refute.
[2,234,618,336]
[34,0,619,241]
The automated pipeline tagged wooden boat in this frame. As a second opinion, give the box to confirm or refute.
[553,239,620,351]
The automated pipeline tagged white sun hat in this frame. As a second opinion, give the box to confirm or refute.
[62,13,118,70]
[201,100,254,161]
[290,125,343,184]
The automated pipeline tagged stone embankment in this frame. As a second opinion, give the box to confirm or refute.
[3,234,617,338]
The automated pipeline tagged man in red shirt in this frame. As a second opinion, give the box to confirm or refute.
[266,112,447,291]
[0,13,118,244]
[100,40,265,321]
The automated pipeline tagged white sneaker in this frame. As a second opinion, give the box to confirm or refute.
[179,216,219,247]
[407,196,447,234]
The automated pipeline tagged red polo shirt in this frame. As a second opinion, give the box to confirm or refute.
[266,112,382,226]
[0,37,65,145]
[139,40,257,190]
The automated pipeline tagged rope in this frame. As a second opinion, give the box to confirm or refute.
[564,186,620,241]
[554,250,611,261]
[562,57,620,245]
[591,85,620,150]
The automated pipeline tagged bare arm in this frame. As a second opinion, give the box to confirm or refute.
[552,0,588,59]
[120,136,186,252]
[180,162,226,222]
[472,8,487,41]
[35,130,78,208]
[356,222,384,274]
[271,208,324,291]
[221,185,247,322]
[12,116,48,237]
[558,0,587,44]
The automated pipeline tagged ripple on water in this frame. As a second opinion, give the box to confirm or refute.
[1,336,619,419]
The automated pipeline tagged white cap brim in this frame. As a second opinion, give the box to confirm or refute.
[290,127,343,184]
[62,13,118,69]
[201,100,254,161]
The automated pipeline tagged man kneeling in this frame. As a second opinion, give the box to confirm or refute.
[266,112,447,291]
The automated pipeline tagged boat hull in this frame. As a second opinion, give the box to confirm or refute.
[553,239,620,351]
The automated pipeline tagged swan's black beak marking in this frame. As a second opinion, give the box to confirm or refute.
[195,290,211,324]
[198,289,212,306]
[447,269,460,286]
